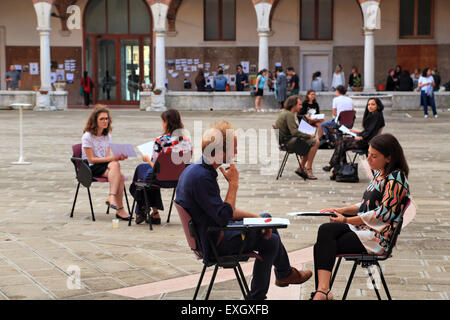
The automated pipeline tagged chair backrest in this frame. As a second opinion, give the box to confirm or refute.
[71,143,93,188]
[173,201,203,259]
[154,151,190,182]
[383,197,411,258]
[72,143,82,158]
[338,110,356,128]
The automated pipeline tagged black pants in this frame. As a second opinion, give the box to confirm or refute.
[217,213,292,300]
[84,91,91,106]
[329,137,368,168]
[313,223,366,273]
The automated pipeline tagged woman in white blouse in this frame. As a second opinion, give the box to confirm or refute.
[418,68,438,118]
[82,105,130,220]
[330,65,345,92]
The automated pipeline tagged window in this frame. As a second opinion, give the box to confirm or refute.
[85,0,151,35]
[400,0,434,38]
[300,0,333,40]
[204,0,236,41]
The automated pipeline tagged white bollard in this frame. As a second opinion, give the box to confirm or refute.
[10,103,32,165]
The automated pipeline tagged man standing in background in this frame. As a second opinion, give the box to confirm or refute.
[5,65,21,90]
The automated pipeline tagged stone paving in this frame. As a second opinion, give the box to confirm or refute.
[0,108,449,300]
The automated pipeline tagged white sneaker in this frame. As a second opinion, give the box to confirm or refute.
[424,115,428,118]
[434,114,438,118]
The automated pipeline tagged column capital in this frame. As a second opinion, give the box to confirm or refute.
[359,0,381,30]
[33,1,52,30]
[150,2,169,33]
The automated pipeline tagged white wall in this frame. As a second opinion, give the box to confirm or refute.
[0,0,87,47]
[0,0,448,48]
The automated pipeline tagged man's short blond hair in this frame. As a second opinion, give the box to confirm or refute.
[202,121,235,158]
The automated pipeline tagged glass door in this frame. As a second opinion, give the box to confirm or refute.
[121,39,140,102]
[97,39,118,102]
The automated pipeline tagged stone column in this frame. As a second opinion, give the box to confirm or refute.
[33,0,55,110]
[149,2,169,111]
[254,2,272,72]
[363,29,376,92]
[360,0,381,92]
[254,2,272,93]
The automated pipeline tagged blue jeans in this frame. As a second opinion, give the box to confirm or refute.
[420,91,437,116]
[321,119,339,142]
[217,213,292,300]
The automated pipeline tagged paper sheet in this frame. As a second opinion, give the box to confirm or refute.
[339,125,357,137]
[287,211,335,217]
[110,144,137,158]
[310,114,325,120]
[137,141,155,156]
[243,218,290,226]
[298,119,316,135]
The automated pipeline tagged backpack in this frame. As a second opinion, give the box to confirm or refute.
[335,163,359,183]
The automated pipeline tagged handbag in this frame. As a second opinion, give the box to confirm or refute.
[251,87,257,97]
[335,163,359,183]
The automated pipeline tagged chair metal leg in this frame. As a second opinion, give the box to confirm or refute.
[237,264,250,296]
[277,152,289,180]
[342,261,358,300]
[280,152,289,178]
[124,185,131,215]
[129,199,136,227]
[376,262,392,300]
[205,265,219,300]
[233,266,247,299]
[86,187,96,222]
[193,264,207,300]
[167,188,176,223]
[367,265,382,300]
[142,187,152,231]
[70,182,80,218]
[330,257,342,290]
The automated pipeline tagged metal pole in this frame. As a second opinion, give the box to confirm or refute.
[12,104,31,165]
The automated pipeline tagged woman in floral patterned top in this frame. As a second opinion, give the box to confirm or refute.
[311,134,410,300]
[138,109,192,225]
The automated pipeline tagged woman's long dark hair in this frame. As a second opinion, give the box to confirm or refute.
[362,98,384,129]
[161,108,184,136]
[369,133,409,178]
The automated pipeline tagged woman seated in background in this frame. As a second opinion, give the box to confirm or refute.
[311,133,410,300]
[81,105,131,220]
[134,108,192,225]
[297,90,324,139]
[323,98,385,179]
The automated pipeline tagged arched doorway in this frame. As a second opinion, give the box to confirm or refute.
[83,0,152,105]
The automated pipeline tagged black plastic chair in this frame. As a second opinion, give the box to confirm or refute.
[272,125,308,180]
[327,197,411,300]
[70,144,130,221]
[130,151,190,229]
[172,201,289,300]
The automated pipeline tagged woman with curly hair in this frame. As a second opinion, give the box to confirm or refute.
[81,105,130,220]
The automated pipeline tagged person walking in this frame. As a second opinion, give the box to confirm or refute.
[254,69,267,112]
[81,71,95,107]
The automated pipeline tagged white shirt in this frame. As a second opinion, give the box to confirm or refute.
[331,72,345,89]
[332,95,354,123]
[419,76,434,96]
[81,132,112,165]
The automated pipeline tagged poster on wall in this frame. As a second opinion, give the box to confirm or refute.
[29,63,39,75]
[241,61,250,74]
